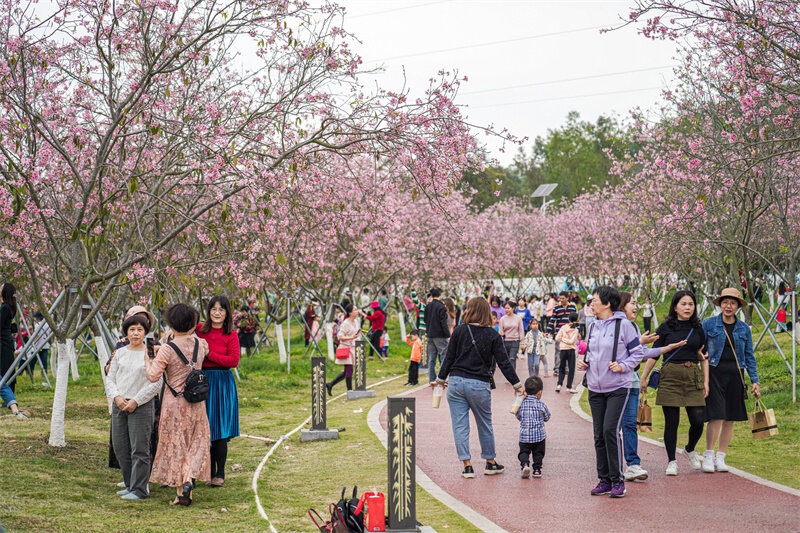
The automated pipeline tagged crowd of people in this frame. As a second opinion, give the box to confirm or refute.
[0,278,771,508]
[101,298,242,505]
[424,284,761,500]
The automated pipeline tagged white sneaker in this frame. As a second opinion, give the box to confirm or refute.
[679,448,701,470]
[116,481,127,488]
[624,464,649,481]
[715,452,729,472]
[521,465,531,478]
[665,461,678,476]
[702,451,715,473]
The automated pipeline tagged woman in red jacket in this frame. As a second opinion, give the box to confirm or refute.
[364,301,386,360]
[196,295,240,487]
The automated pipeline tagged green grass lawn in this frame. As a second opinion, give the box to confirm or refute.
[578,319,800,489]
[0,316,479,532]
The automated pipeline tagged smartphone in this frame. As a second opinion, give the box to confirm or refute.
[146,337,155,359]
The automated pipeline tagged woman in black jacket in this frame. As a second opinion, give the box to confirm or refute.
[1,283,18,394]
[434,297,522,478]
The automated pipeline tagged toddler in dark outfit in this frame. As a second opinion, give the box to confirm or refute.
[516,376,551,478]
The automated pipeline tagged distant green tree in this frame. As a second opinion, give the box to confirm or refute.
[458,165,523,211]
[511,146,546,202]
[530,111,634,203]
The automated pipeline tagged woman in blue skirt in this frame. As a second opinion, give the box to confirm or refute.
[197,295,241,487]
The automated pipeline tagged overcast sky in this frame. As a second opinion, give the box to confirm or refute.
[335,0,680,165]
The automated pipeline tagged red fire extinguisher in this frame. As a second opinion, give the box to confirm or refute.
[354,491,385,532]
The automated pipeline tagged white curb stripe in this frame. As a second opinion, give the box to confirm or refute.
[568,386,800,497]
[367,385,510,533]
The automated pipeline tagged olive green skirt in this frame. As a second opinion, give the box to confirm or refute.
[655,363,706,407]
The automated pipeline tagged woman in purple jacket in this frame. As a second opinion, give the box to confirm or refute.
[577,286,647,499]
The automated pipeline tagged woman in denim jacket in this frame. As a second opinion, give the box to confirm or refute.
[701,288,760,473]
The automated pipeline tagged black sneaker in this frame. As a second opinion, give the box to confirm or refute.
[462,465,475,479]
[521,465,531,478]
[485,462,505,475]
[532,468,542,478]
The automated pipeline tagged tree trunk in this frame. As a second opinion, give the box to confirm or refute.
[275,321,287,364]
[49,339,74,447]
[69,340,80,381]
[95,335,113,413]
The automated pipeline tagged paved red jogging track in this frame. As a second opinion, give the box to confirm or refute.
[378,366,800,533]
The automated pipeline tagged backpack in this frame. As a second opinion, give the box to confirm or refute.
[165,340,209,403]
[335,486,364,533]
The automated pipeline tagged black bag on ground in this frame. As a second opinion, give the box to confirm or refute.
[335,486,364,533]
[308,504,348,533]
[165,340,209,403]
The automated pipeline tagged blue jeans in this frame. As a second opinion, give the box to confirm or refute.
[527,353,540,377]
[446,375,495,461]
[427,337,449,383]
[503,340,520,377]
[622,387,640,466]
[0,382,17,408]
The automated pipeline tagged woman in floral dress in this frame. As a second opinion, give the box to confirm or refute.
[145,303,211,506]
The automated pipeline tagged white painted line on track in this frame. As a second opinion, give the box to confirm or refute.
[367,385,511,533]
[251,374,405,531]
[569,386,800,498]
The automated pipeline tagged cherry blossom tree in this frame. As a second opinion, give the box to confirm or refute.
[0,0,513,445]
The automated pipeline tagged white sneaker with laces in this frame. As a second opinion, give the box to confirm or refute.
[624,464,649,481]
[679,447,701,470]
[665,461,678,476]
[702,451,715,473]
[715,452,729,472]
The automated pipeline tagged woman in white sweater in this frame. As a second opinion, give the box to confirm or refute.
[106,314,162,500]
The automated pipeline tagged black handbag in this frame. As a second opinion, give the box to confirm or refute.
[335,486,364,533]
[165,340,209,403]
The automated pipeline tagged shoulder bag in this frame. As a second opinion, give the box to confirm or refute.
[165,340,209,403]
[466,325,496,389]
[646,328,693,389]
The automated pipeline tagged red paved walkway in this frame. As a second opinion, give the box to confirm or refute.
[380,367,800,533]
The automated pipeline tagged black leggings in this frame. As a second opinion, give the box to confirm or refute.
[662,406,705,462]
[557,350,576,388]
[368,329,383,359]
[210,439,228,479]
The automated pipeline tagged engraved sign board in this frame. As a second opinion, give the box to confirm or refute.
[354,340,367,391]
[311,357,326,430]
[387,396,418,532]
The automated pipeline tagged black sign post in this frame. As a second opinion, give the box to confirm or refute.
[387,396,419,532]
[301,357,339,441]
[354,340,367,390]
[347,340,375,400]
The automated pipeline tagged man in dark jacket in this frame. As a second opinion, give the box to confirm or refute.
[425,287,450,384]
